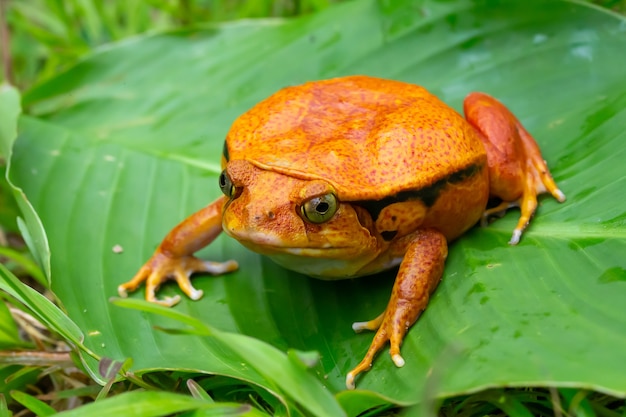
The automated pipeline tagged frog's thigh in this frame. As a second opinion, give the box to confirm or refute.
[463,92,527,201]
[346,228,447,389]
[463,93,565,244]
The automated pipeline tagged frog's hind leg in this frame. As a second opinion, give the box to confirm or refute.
[346,229,447,389]
[464,92,566,244]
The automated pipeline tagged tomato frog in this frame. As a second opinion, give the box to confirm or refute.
[118,75,565,389]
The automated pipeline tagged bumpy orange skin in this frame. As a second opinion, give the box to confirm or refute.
[118,75,565,390]
[225,76,486,201]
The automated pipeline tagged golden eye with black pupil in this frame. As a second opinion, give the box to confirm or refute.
[301,193,338,224]
[219,170,236,198]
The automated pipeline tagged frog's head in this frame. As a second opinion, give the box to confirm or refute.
[219,160,380,277]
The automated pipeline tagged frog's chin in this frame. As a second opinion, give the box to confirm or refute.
[237,240,375,278]
[268,252,369,279]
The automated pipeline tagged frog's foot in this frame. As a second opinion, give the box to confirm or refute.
[118,252,238,306]
[482,166,565,245]
[346,229,447,390]
[506,145,566,245]
[346,307,410,390]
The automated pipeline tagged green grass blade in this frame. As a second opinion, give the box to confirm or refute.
[483,392,536,417]
[0,263,85,349]
[0,246,47,287]
[187,379,215,403]
[110,298,213,336]
[0,84,20,159]
[0,394,8,417]
[560,388,596,417]
[10,390,56,416]
[0,298,25,348]
[55,391,209,417]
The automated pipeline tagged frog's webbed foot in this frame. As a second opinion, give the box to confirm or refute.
[118,252,238,306]
[346,229,447,390]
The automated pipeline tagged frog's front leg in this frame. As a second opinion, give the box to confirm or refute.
[118,195,239,306]
[464,93,566,244]
[346,229,447,389]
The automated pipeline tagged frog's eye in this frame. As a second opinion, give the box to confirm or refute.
[301,193,338,224]
[219,170,237,198]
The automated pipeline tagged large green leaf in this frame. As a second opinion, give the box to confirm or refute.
[8,0,626,413]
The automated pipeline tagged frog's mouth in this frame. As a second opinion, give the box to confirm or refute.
[225,227,352,254]
[234,238,377,279]
[236,238,354,258]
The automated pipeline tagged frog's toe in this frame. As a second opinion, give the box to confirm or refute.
[345,371,357,390]
[481,201,517,227]
[391,353,405,368]
[201,259,239,274]
[171,257,238,302]
[186,257,239,276]
[188,288,204,300]
[118,265,152,297]
[352,312,384,333]
[171,267,204,301]
[554,189,566,203]
[117,285,130,298]
[153,295,182,307]
[389,331,406,367]
[508,229,522,245]
[345,359,373,390]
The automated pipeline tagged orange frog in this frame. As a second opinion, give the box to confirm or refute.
[119,75,565,389]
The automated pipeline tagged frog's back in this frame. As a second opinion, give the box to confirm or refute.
[225,75,486,201]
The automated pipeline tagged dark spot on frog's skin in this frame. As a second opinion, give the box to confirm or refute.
[391,215,397,222]
[267,211,275,220]
[355,162,482,221]
[381,230,398,241]
[223,142,230,161]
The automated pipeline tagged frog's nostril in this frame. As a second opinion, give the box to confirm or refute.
[252,211,275,222]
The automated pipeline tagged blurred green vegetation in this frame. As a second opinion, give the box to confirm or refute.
[2,0,625,89]
[2,0,339,89]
